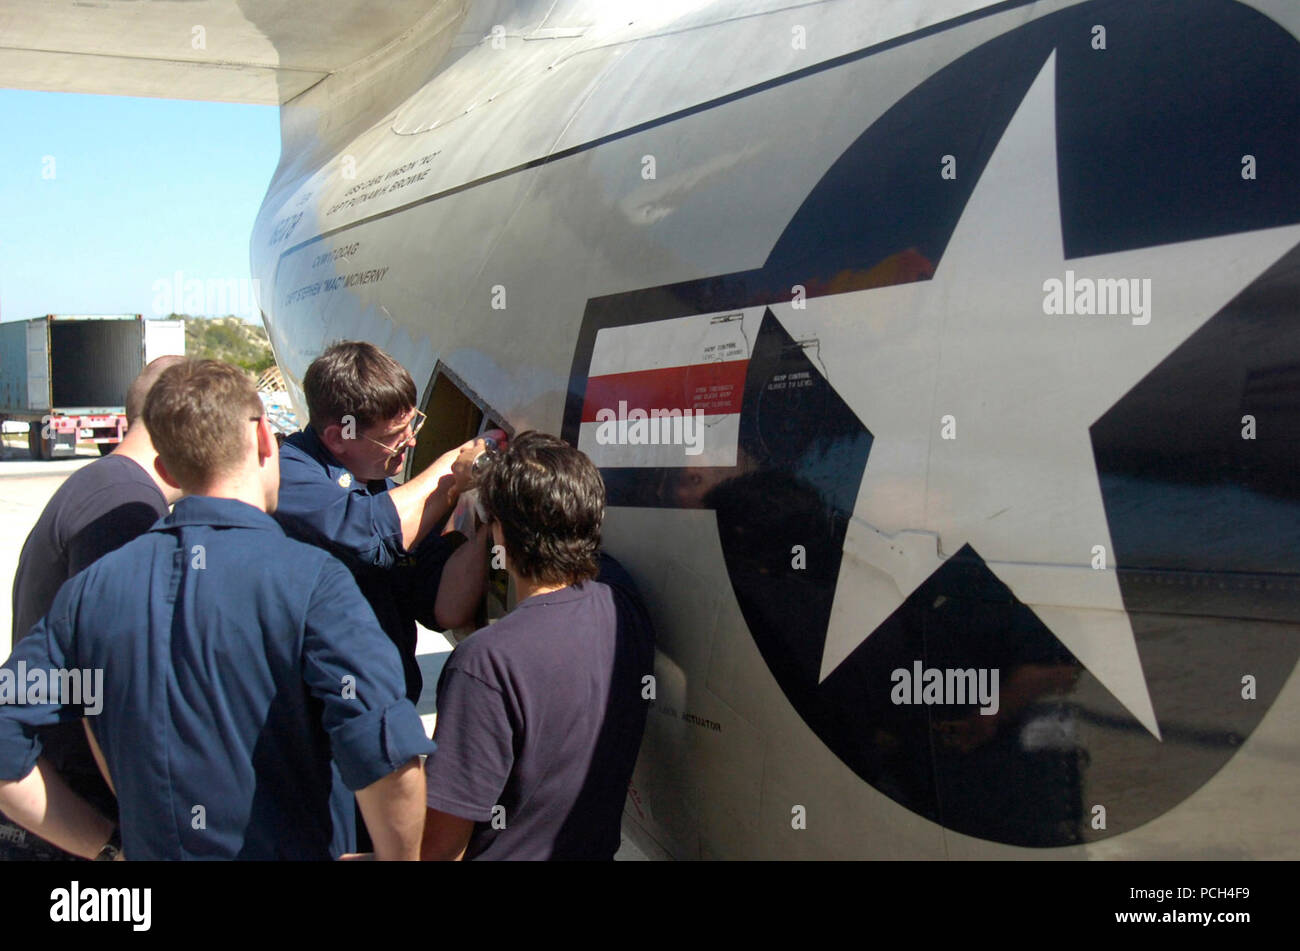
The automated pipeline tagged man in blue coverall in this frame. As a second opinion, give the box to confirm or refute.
[275,341,490,704]
[0,359,432,860]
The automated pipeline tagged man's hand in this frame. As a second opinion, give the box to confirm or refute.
[389,436,488,550]
[449,438,488,494]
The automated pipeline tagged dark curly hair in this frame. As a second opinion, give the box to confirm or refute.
[478,431,604,587]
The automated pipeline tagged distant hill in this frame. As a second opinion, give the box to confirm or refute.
[172,315,276,374]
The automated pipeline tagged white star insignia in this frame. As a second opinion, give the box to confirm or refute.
[769,51,1300,739]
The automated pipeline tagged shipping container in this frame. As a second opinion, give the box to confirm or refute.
[0,315,185,459]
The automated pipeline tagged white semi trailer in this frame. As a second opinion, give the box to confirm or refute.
[0,315,185,459]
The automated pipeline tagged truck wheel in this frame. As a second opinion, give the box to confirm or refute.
[27,425,52,461]
[97,443,115,456]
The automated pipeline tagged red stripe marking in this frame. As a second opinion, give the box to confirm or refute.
[581,360,749,422]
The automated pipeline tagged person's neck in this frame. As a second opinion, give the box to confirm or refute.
[512,574,570,603]
[187,473,269,513]
[112,425,182,504]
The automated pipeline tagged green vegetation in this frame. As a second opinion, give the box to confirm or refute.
[173,315,276,374]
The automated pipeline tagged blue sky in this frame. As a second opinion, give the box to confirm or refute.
[0,90,280,323]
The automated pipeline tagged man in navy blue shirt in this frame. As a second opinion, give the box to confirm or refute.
[0,360,432,860]
[275,342,489,703]
[421,432,655,860]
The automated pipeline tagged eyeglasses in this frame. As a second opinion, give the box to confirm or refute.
[361,409,427,458]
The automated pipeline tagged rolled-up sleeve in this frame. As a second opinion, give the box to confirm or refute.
[300,557,435,790]
[0,576,86,781]
[276,445,406,570]
[329,697,435,790]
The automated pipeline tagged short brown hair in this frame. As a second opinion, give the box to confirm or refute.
[478,431,604,587]
[125,354,186,424]
[143,359,263,489]
[303,341,416,433]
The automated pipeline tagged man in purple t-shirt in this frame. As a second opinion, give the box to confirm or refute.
[421,431,655,860]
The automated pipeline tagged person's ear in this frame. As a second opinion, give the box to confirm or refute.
[154,456,182,491]
[256,417,276,464]
[320,423,346,456]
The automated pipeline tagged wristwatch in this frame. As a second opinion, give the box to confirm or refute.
[95,826,122,862]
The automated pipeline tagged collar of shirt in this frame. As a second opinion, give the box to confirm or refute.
[151,495,283,532]
[514,582,596,610]
[292,425,390,494]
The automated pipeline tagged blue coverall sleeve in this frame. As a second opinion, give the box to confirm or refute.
[0,575,89,781]
[276,448,406,570]
[300,556,436,791]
